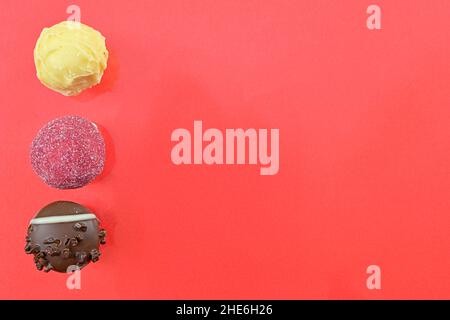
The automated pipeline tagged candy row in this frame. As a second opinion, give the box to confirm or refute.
[25,20,110,273]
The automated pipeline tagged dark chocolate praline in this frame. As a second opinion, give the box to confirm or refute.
[25,201,106,273]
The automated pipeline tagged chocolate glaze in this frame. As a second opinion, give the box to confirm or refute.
[25,201,106,273]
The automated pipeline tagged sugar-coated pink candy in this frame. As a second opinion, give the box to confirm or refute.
[30,115,106,189]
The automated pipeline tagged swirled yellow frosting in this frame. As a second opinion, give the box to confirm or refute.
[34,21,109,96]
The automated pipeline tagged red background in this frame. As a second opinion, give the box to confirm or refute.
[0,0,449,299]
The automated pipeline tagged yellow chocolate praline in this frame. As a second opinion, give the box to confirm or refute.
[34,21,109,96]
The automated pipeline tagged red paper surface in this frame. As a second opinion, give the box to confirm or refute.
[0,0,449,299]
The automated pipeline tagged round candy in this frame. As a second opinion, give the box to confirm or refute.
[25,201,106,273]
[30,115,106,189]
[34,21,109,96]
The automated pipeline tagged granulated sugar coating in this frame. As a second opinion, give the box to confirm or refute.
[30,115,105,189]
